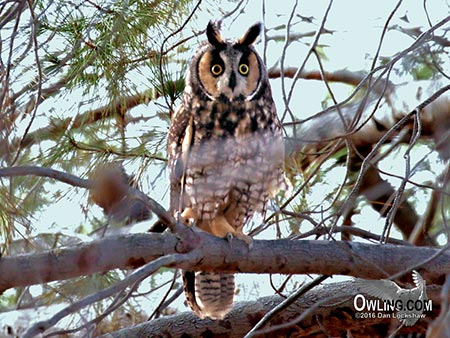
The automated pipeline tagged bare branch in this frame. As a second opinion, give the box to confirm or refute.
[293,224,411,246]
[2,232,450,293]
[159,0,202,112]
[99,280,443,338]
[245,275,329,338]
[22,253,196,338]
[0,88,164,159]
[392,24,450,47]
[0,166,92,188]
[10,0,44,166]
[267,29,334,43]
[268,68,371,87]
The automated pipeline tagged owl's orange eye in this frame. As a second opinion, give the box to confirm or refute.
[211,64,223,76]
[238,63,249,75]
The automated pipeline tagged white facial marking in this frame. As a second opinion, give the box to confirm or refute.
[217,50,247,100]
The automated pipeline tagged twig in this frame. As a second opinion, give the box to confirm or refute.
[10,0,43,166]
[311,48,352,227]
[0,166,92,188]
[44,279,139,337]
[262,0,267,65]
[439,159,450,241]
[370,0,403,73]
[284,0,334,126]
[245,275,329,338]
[159,0,202,111]
[382,111,422,243]
[279,0,298,124]
[409,179,440,244]
[147,269,180,320]
[0,165,176,230]
[0,2,22,119]
[338,83,450,237]
[284,14,450,131]
[22,253,195,338]
[269,274,290,299]
[293,225,411,246]
[152,286,184,320]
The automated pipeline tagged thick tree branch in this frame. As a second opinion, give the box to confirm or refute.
[1,232,449,293]
[100,280,443,338]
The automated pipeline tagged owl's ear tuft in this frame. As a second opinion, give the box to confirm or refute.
[238,23,262,46]
[206,21,225,47]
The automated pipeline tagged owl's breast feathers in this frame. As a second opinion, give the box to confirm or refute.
[191,90,278,139]
[168,93,288,220]
[168,96,288,319]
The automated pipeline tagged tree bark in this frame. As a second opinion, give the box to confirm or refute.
[100,280,441,338]
[1,231,449,292]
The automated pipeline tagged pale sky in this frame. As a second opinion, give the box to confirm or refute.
[2,0,449,331]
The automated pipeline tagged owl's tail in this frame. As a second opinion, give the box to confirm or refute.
[182,270,235,320]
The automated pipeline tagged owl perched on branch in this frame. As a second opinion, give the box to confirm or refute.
[167,21,289,319]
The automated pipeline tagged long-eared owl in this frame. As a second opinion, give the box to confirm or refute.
[167,21,289,320]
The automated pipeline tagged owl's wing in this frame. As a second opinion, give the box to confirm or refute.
[412,270,425,289]
[167,105,193,214]
[412,270,427,300]
[354,279,400,301]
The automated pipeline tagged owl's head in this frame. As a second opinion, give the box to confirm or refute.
[187,22,267,102]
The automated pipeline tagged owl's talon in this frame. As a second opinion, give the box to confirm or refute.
[180,208,197,227]
[223,232,234,263]
[226,232,234,242]
[182,217,194,227]
[231,232,253,251]
[226,232,234,252]
[239,233,253,251]
[175,211,182,223]
[247,239,253,251]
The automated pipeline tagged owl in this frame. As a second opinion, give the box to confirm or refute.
[167,21,289,320]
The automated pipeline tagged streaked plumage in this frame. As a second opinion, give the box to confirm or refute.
[167,21,289,319]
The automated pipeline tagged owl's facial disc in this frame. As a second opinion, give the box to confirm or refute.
[198,47,260,101]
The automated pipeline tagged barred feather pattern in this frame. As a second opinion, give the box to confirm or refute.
[167,22,289,320]
[195,272,235,319]
[181,271,235,320]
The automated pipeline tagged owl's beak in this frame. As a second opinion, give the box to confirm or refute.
[228,71,236,91]
[218,70,238,101]
[223,71,237,101]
